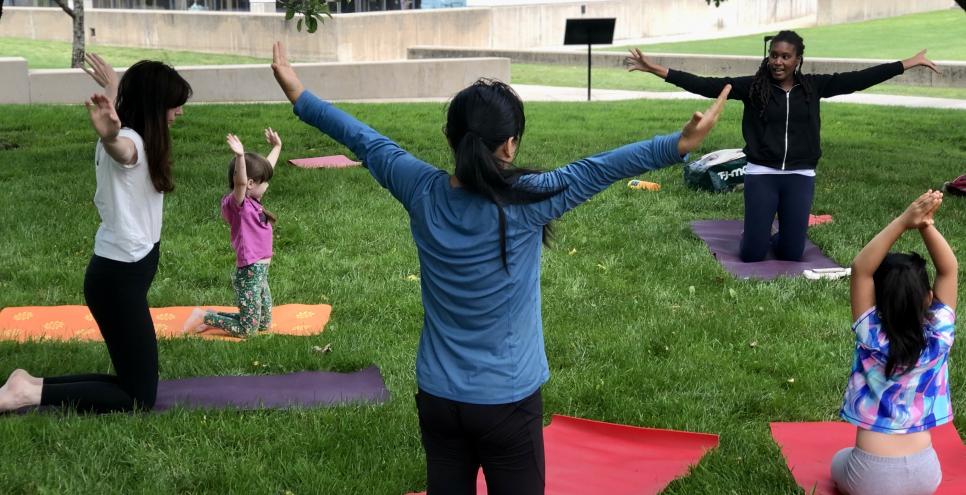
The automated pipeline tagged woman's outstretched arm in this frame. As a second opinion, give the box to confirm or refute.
[814,50,939,98]
[270,42,437,207]
[627,49,750,100]
[516,85,731,225]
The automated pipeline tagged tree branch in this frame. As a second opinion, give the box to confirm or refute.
[52,0,76,19]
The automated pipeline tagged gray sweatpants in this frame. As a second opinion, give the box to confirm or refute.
[831,446,941,495]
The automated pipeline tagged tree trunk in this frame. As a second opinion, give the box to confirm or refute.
[71,1,86,68]
[53,0,86,68]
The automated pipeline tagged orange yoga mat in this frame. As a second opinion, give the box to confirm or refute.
[0,304,331,342]
[770,421,966,495]
[408,414,719,495]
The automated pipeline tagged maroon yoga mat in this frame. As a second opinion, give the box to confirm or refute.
[154,366,390,411]
[690,219,840,280]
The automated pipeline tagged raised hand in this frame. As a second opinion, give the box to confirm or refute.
[677,84,731,156]
[923,190,943,226]
[226,133,245,156]
[271,41,305,104]
[902,49,941,75]
[900,190,942,230]
[84,93,121,141]
[625,48,669,79]
[82,53,119,101]
[264,127,282,147]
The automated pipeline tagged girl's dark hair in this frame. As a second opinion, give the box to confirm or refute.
[445,78,565,270]
[873,252,931,377]
[228,152,277,225]
[748,30,814,119]
[115,60,192,193]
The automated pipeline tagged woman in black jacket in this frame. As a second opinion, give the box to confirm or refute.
[627,30,940,262]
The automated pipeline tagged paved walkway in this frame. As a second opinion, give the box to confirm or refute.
[338,84,966,110]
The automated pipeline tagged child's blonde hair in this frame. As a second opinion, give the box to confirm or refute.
[228,152,277,225]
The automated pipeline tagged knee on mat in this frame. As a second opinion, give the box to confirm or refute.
[740,251,768,263]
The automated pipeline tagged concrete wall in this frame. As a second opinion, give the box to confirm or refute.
[0,56,510,104]
[0,58,31,104]
[0,0,956,62]
[816,0,953,25]
[409,47,966,88]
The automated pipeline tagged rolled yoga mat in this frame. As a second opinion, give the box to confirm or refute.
[155,366,390,411]
[408,414,719,495]
[770,421,966,495]
[690,219,840,280]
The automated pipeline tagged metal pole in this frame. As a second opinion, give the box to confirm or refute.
[587,42,591,101]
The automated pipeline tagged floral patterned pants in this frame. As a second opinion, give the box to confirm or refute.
[204,262,272,337]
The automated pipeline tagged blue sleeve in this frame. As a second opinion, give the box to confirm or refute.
[293,90,440,208]
[514,133,684,226]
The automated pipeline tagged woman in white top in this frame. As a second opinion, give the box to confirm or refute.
[0,55,192,413]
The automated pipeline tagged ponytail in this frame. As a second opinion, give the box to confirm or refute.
[873,253,931,377]
[447,79,566,271]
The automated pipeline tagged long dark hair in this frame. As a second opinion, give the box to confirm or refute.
[115,60,192,193]
[227,152,277,225]
[873,252,931,377]
[748,30,814,119]
[445,79,565,270]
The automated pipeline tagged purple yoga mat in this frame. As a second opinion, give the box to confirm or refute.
[690,220,841,280]
[153,366,390,411]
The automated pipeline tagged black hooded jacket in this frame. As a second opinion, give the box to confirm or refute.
[665,61,904,170]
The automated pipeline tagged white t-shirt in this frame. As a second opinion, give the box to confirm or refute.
[92,128,163,262]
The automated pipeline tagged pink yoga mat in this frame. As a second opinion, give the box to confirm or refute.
[770,421,966,495]
[288,155,361,168]
[408,414,718,495]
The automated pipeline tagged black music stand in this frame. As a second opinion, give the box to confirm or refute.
[564,18,616,101]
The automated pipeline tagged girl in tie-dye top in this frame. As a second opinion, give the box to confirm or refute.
[831,190,957,495]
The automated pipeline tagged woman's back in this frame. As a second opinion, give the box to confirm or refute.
[406,169,550,405]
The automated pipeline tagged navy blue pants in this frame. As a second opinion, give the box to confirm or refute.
[416,388,545,495]
[40,243,160,413]
[739,174,816,262]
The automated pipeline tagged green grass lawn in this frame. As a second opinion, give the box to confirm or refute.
[1,99,964,494]
[609,8,966,61]
[0,37,269,69]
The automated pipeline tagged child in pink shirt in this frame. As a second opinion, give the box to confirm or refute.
[183,128,281,337]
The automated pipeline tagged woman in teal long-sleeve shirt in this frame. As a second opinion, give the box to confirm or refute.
[270,42,729,494]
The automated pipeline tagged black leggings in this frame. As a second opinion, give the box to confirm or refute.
[416,388,545,495]
[40,243,160,413]
[739,173,816,262]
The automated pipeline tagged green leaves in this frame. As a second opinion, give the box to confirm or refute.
[279,0,335,34]
[705,0,727,6]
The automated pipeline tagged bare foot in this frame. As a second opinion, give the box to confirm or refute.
[182,308,210,334]
[0,369,42,412]
[12,369,42,386]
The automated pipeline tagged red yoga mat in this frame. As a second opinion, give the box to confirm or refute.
[770,421,966,495]
[288,155,361,168]
[408,414,719,495]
